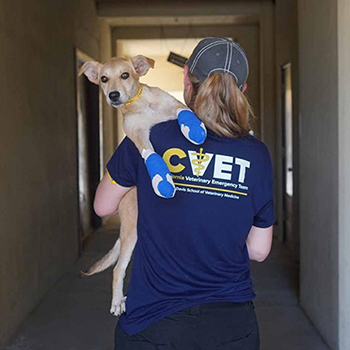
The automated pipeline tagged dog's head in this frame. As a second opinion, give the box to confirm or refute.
[78,55,155,108]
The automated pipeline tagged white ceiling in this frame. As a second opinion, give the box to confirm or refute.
[104,15,257,27]
[97,0,262,27]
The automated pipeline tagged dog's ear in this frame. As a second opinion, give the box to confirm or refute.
[131,55,155,76]
[78,61,102,84]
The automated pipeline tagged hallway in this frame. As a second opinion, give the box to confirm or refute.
[6,228,329,350]
[2,0,350,348]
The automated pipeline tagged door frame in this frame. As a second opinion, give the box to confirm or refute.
[281,62,292,242]
[75,48,103,255]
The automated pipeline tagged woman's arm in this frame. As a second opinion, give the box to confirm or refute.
[246,225,273,262]
[93,174,132,217]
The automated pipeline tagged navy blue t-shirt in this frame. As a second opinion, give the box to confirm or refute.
[106,120,275,335]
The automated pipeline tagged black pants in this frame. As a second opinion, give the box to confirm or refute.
[115,301,260,350]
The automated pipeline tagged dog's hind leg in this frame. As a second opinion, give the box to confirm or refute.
[110,188,138,316]
[110,228,137,316]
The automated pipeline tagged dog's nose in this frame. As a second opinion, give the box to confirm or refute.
[109,91,120,102]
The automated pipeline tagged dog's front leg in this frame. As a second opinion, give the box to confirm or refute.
[125,123,176,199]
[176,108,207,145]
[154,94,207,145]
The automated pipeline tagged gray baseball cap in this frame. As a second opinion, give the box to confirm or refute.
[186,37,249,90]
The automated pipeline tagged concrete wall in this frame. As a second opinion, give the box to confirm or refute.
[0,1,111,347]
[298,0,339,348]
[338,1,350,349]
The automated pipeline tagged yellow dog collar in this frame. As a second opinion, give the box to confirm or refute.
[124,87,143,107]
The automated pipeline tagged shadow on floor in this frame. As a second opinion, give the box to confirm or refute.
[6,229,329,350]
[251,240,329,350]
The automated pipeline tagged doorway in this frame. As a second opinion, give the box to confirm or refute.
[281,63,294,248]
[76,49,102,251]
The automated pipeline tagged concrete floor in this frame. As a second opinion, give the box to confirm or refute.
[5,228,330,350]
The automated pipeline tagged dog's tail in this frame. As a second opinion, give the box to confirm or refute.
[81,238,121,277]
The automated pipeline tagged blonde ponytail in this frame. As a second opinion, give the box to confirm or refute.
[188,72,253,138]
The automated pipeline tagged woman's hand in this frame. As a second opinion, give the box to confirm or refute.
[93,174,132,217]
[246,225,273,262]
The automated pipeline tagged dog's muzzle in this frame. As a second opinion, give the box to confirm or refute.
[109,91,120,103]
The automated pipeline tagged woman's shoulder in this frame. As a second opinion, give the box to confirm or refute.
[151,120,179,134]
[150,120,182,143]
[239,135,272,161]
[244,134,270,151]
[207,130,270,155]
[149,122,271,161]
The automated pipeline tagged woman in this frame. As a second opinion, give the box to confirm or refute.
[95,37,274,350]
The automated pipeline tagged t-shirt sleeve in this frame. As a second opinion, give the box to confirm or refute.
[106,137,140,187]
[253,145,276,228]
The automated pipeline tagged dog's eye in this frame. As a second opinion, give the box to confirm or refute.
[101,76,108,83]
[121,72,129,80]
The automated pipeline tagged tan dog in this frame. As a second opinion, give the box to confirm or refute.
[79,56,206,316]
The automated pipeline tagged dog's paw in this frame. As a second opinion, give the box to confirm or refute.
[110,296,127,317]
[144,152,175,198]
[177,109,207,145]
